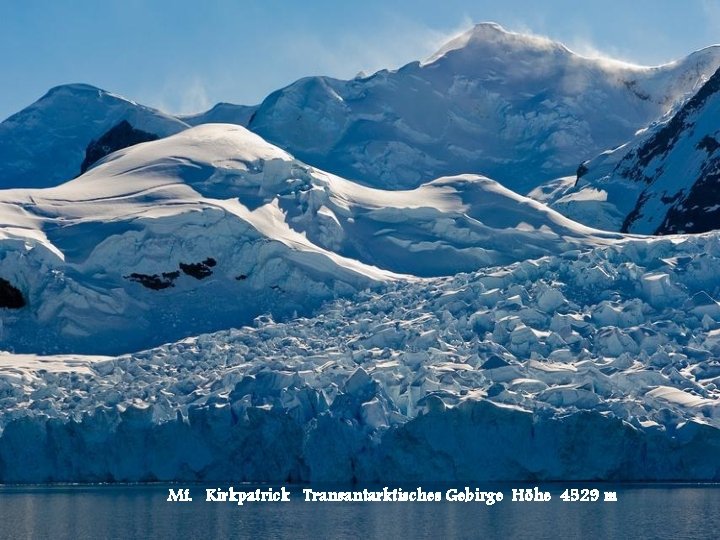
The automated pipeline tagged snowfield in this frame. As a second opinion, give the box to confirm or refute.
[2,231,720,482]
[0,124,619,355]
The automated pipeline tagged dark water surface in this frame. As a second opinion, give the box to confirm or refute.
[0,484,717,539]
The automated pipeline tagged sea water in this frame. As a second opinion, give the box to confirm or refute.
[0,484,717,539]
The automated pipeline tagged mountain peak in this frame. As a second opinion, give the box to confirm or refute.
[21,83,143,116]
[467,21,508,35]
[422,21,568,66]
[41,83,111,101]
[0,82,187,188]
[46,82,105,93]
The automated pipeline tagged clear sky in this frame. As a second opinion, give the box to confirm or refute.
[1,0,719,121]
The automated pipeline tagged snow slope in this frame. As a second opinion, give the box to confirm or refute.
[548,66,720,235]
[2,232,720,482]
[180,102,257,127]
[242,23,720,192]
[0,84,188,189]
[0,123,616,355]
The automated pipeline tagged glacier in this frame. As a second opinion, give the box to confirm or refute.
[2,231,720,482]
[1,123,720,484]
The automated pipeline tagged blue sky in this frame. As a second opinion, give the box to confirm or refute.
[1,0,719,120]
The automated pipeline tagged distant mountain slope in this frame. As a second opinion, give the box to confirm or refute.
[242,23,720,192]
[3,25,719,194]
[180,102,257,127]
[549,66,720,235]
[0,124,616,354]
[0,84,188,188]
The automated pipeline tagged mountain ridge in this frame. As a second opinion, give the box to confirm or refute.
[3,24,720,193]
[238,24,720,191]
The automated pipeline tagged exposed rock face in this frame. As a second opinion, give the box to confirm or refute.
[617,67,720,234]
[179,258,216,280]
[126,272,180,290]
[80,120,159,174]
[125,259,217,289]
[655,155,720,234]
[549,66,720,235]
[0,278,25,309]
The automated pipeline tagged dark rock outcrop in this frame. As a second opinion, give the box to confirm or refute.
[126,258,217,289]
[616,67,720,187]
[126,272,179,290]
[656,156,720,234]
[80,120,159,174]
[0,278,25,308]
[550,66,720,235]
[179,258,216,280]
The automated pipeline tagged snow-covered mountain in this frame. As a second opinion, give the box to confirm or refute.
[0,123,617,355]
[3,25,719,196]
[547,66,720,234]
[240,23,720,192]
[3,25,720,485]
[0,83,188,189]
